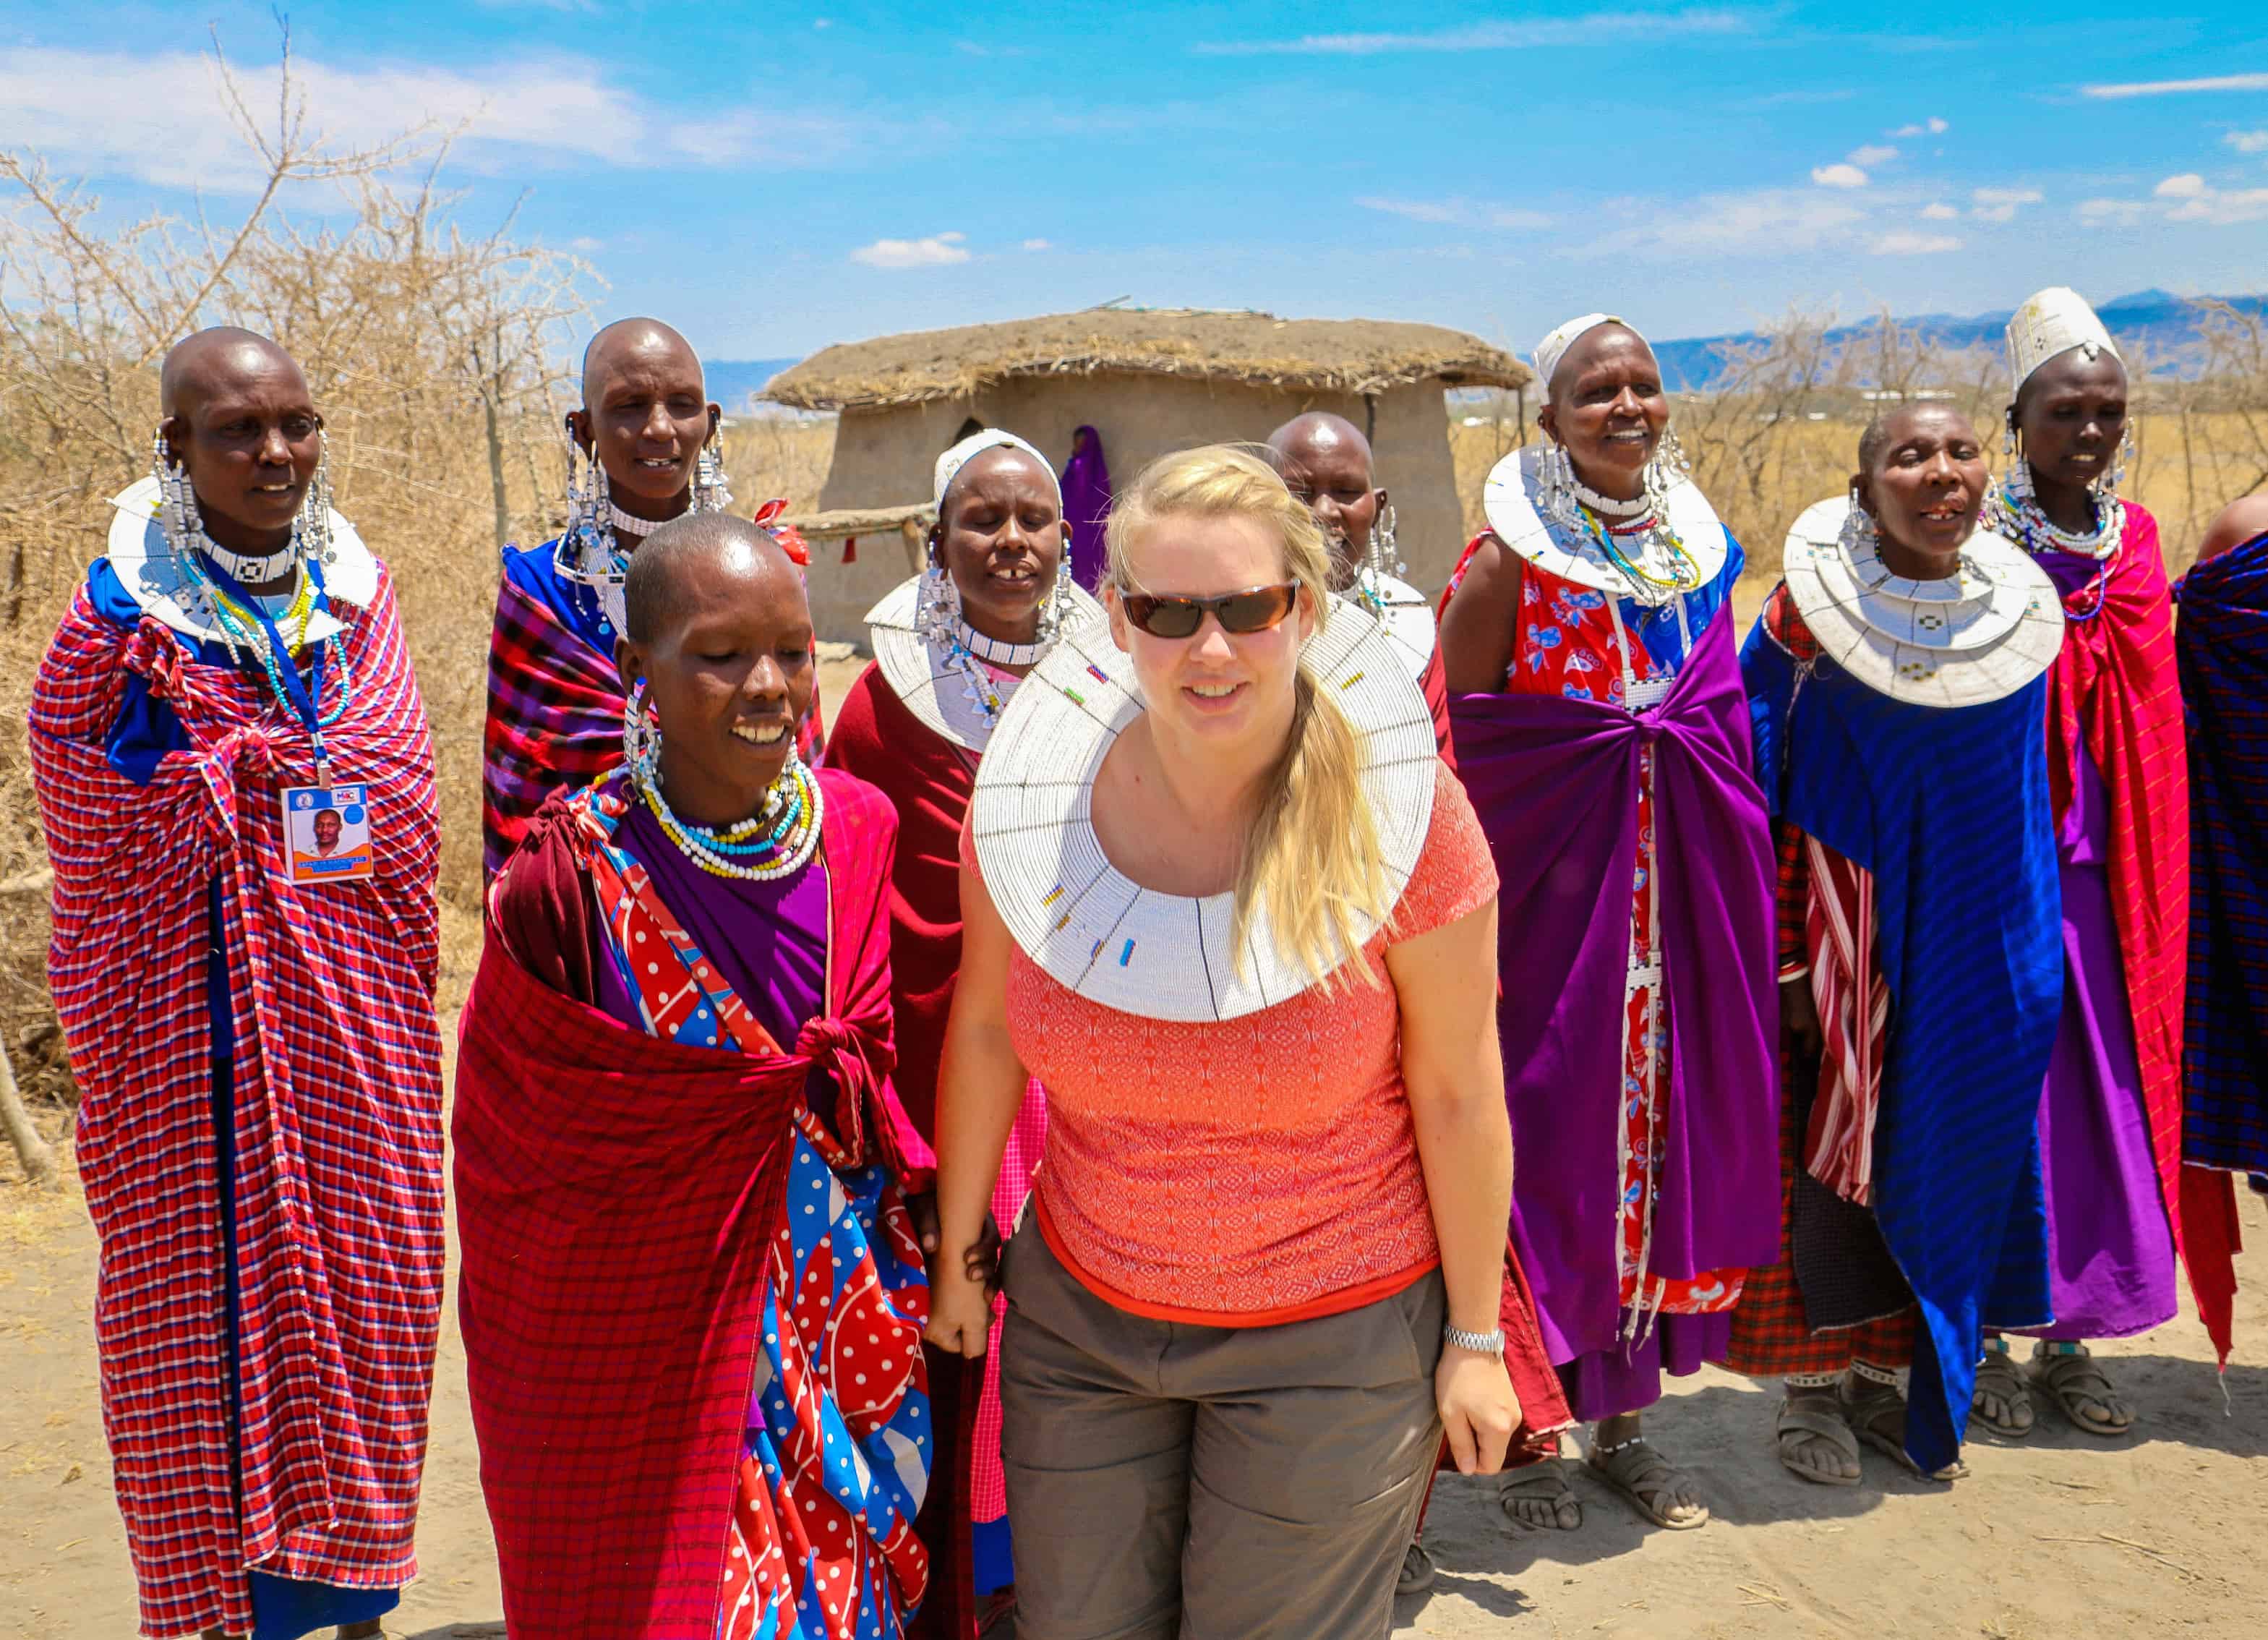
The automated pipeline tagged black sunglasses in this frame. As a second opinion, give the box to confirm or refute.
[1120,582,1299,640]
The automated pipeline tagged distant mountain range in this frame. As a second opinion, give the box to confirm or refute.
[1650,290,2268,390]
[703,358,803,413]
[714,290,2268,408]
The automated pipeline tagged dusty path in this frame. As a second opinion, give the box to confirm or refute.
[7,1114,2262,1640]
[6,659,2261,1635]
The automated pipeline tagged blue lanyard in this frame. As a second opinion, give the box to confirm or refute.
[199,555,338,780]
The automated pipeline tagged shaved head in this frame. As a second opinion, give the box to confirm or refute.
[1267,411,1372,472]
[622,512,800,646]
[161,327,304,420]
[1266,411,1382,589]
[583,317,702,409]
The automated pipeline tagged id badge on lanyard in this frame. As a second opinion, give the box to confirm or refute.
[202,554,373,887]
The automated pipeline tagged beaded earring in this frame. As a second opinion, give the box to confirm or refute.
[1643,427,1692,515]
[1534,439,1580,528]
[296,431,338,568]
[2096,427,2133,499]
[1366,503,1405,581]
[915,530,964,647]
[1839,494,1882,558]
[1036,548,1072,644]
[693,427,732,513]
[150,428,206,555]
[622,678,662,783]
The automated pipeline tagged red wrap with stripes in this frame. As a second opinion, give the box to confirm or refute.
[28,571,445,1639]
[2042,505,2233,1362]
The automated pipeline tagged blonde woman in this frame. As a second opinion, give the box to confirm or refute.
[925,446,1567,1639]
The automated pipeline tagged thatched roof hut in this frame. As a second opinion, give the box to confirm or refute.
[766,307,1528,643]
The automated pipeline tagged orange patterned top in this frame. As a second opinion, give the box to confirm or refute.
[972,761,1498,1325]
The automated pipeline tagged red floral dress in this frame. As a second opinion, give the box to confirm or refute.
[1448,536,1746,1321]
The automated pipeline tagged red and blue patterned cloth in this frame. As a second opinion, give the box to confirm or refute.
[460,768,932,1639]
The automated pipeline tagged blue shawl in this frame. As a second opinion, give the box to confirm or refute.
[1744,618,2060,1475]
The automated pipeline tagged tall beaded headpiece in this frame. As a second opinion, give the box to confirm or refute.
[1997,286,2130,559]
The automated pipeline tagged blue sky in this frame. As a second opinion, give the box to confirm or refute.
[5,3,2267,361]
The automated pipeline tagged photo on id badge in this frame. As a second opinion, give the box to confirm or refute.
[282,783,375,885]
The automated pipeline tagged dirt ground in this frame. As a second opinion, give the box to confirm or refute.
[7,1098,2264,1640]
[4,654,2264,1636]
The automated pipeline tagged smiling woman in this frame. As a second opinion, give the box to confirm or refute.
[1436,313,1780,1541]
[1726,401,2068,1485]
[455,513,938,1640]
[822,427,1102,1637]
[923,445,1570,1640]
[1974,287,2234,1438]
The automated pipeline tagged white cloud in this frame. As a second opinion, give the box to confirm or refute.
[1196,8,1758,56]
[850,231,970,269]
[0,44,857,192]
[2167,186,2268,224]
[1874,230,1961,255]
[2228,129,2268,154]
[1847,143,1899,166]
[2082,72,2268,98]
[1020,237,1052,251]
[1921,201,1960,219]
[2077,176,2268,227]
[1353,197,1549,229]
[2078,197,2150,226]
[1969,186,2043,222]
[569,235,606,251]
[1889,116,1949,137]
[1588,187,1869,257]
[1811,163,1869,189]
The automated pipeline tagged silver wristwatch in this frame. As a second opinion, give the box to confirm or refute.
[1444,1323,1505,1357]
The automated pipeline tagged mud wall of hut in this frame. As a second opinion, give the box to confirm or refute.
[805,372,1465,645]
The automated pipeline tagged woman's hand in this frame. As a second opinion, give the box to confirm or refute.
[1780,975,1822,1061]
[1437,1343,1521,1474]
[923,1241,995,1359]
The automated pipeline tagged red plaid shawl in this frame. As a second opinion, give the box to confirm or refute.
[456,771,913,1639]
[28,572,445,1639]
[2045,506,2233,1361]
[482,557,827,881]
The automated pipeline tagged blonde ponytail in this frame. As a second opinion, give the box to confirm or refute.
[1105,445,1394,988]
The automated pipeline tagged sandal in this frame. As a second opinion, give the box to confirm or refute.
[2031,1344,2134,1437]
[1969,1341,2035,1439]
[1497,1459,1583,1533]
[1584,1436,1709,1529]
[1839,1373,1966,1482]
[1775,1388,1861,1486]
[1396,1540,1437,1597]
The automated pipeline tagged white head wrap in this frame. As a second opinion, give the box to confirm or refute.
[934,429,1061,513]
[2006,288,2121,390]
[1533,312,1630,393]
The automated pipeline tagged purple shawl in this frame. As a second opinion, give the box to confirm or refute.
[1059,424,1113,593]
[1449,604,1781,1362]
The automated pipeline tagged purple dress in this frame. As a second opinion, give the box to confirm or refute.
[2014,554,2179,1340]
[593,801,833,1106]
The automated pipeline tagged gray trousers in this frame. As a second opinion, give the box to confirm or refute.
[998,1228,1445,1640]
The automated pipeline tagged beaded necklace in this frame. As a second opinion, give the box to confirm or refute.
[1572,503,1701,605]
[636,755,824,881]
[176,551,354,730]
[1988,474,2123,622]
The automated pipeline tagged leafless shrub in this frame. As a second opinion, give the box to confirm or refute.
[0,25,612,1116]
